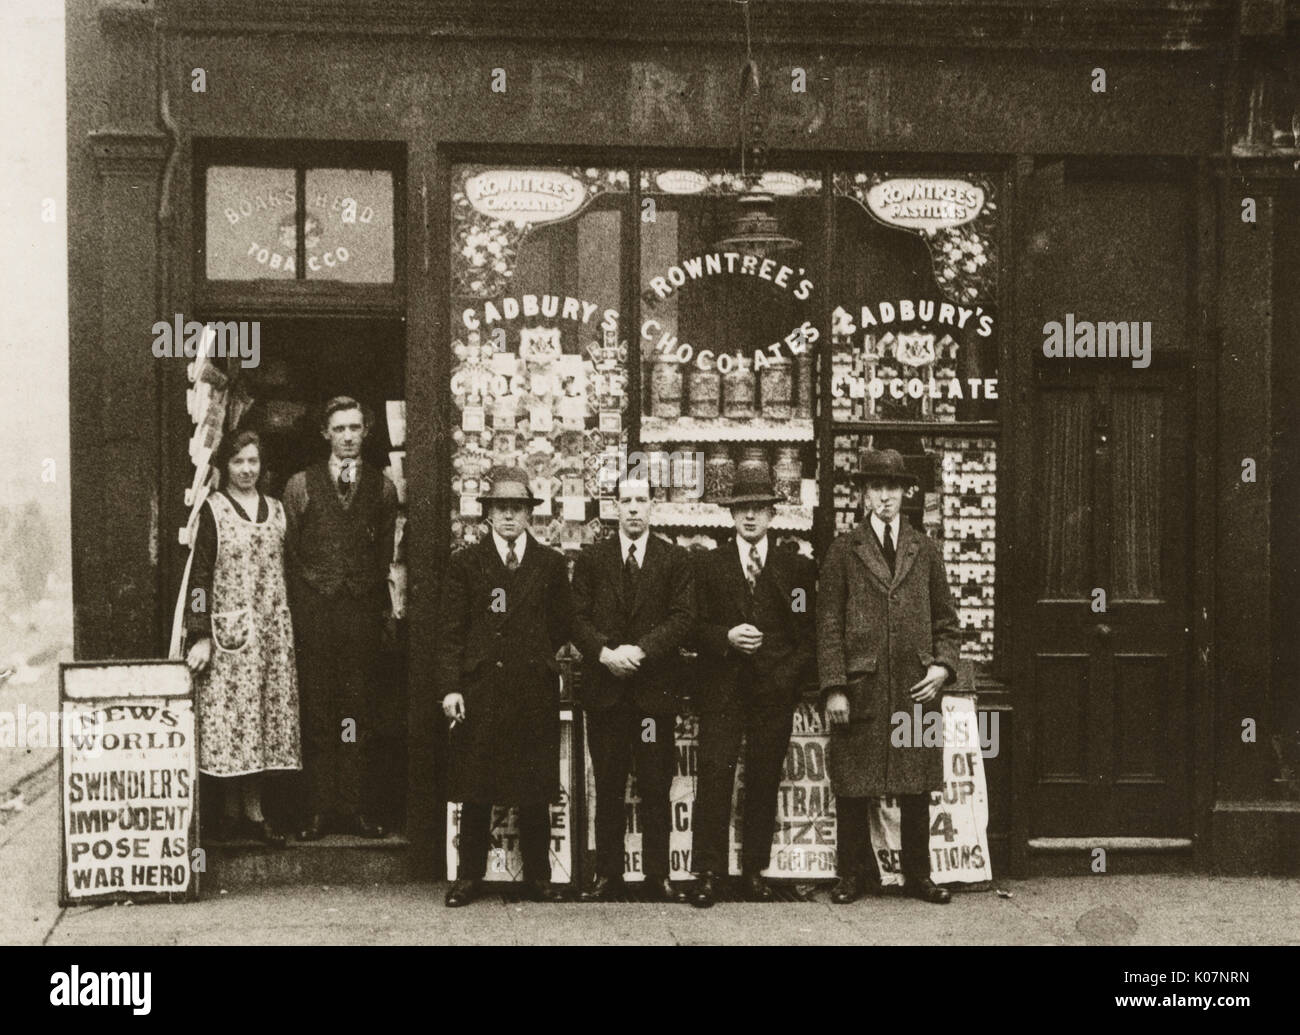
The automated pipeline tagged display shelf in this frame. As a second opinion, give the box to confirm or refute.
[640,416,814,443]
[653,501,813,531]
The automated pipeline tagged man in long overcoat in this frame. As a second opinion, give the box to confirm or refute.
[816,448,960,905]
[571,476,695,903]
[437,466,573,907]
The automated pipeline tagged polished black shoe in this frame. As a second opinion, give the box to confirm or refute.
[689,872,717,909]
[444,878,483,908]
[741,872,774,903]
[579,875,620,902]
[518,879,568,903]
[646,877,689,904]
[356,814,388,839]
[298,813,326,842]
[907,877,952,904]
[830,876,864,904]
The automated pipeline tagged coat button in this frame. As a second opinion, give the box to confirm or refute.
[495,661,503,668]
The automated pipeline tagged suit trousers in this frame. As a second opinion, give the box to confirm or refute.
[693,700,794,875]
[294,583,382,819]
[585,703,677,879]
[456,801,552,883]
[837,793,931,882]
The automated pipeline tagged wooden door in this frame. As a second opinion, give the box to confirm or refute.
[1016,160,1194,839]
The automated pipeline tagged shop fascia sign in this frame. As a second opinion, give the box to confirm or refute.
[652,169,811,195]
[465,169,587,223]
[864,177,985,232]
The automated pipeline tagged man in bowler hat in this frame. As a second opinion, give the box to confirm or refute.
[571,476,695,903]
[438,466,573,907]
[689,465,817,906]
[816,448,959,904]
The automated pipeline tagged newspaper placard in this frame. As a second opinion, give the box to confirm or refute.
[868,694,993,887]
[59,661,198,904]
[446,709,574,883]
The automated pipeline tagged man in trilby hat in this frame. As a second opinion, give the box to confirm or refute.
[437,466,573,907]
[688,465,817,907]
[816,448,960,905]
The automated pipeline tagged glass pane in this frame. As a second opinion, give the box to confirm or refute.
[1038,390,1092,597]
[303,169,395,282]
[449,165,630,550]
[205,166,296,279]
[1111,390,1162,598]
[832,431,997,673]
[831,173,999,423]
[637,169,821,547]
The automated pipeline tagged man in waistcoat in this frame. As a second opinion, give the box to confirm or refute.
[689,466,817,907]
[571,476,695,903]
[284,396,398,840]
[438,467,573,907]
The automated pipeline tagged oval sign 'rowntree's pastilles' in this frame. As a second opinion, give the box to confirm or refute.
[465,169,587,223]
[865,178,985,232]
[655,170,711,194]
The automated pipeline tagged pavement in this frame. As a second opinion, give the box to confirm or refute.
[2,759,1297,946]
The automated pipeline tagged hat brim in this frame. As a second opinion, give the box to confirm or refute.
[720,493,786,507]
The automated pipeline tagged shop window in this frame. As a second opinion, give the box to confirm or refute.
[204,162,395,284]
[830,171,1002,677]
[448,165,630,550]
[638,169,822,551]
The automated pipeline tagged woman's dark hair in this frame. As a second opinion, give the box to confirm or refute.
[215,430,263,489]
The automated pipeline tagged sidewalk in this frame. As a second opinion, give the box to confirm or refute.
[3,771,1296,946]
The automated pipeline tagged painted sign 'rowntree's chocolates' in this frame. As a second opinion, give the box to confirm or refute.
[464,169,587,223]
[865,178,986,232]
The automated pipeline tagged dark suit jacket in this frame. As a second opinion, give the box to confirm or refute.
[691,539,817,714]
[571,533,695,715]
[434,533,573,804]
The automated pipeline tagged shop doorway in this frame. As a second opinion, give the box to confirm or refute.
[1016,160,1194,846]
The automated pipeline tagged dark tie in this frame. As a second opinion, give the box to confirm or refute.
[624,543,640,590]
[746,543,763,592]
[505,540,520,572]
[881,523,896,574]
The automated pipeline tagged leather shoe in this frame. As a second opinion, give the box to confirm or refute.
[518,879,568,903]
[646,877,689,904]
[444,878,482,908]
[246,819,286,848]
[907,877,952,904]
[689,872,717,909]
[356,814,388,839]
[741,872,774,903]
[830,876,864,904]
[579,875,620,902]
[298,813,326,842]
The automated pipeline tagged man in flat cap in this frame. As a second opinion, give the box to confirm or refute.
[816,448,959,905]
[437,466,573,907]
[689,465,817,907]
[571,475,695,903]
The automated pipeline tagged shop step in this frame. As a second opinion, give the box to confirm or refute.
[201,835,412,892]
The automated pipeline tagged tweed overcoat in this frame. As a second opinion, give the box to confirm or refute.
[815,519,960,796]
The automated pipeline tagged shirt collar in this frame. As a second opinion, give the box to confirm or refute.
[619,530,649,564]
[869,512,901,544]
[328,455,362,478]
[737,534,768,567]
[492,528,526,565]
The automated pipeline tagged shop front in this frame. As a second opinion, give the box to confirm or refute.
[67,0,1299,882]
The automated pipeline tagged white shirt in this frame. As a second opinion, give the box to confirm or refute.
[328,455,361,480]
[619,531,649,569]
[869,512,901,551]
[736,534,769,571]
[492,528,527,567]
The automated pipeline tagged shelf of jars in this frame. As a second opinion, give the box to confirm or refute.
[652,500,814,531]
[640,415,814,443]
